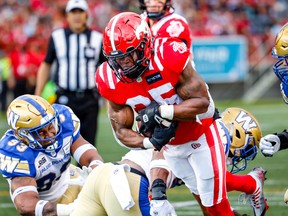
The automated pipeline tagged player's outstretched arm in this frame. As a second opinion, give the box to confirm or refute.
[11,176,74,216]
[71,134,104,169]
[259,130,288,157]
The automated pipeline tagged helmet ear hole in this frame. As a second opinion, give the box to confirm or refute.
[235,129,241,139]
[221,107,262,173]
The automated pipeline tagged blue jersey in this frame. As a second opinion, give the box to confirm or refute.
[0,104,80,201]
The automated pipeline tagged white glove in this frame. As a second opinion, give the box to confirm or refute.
[259,134,281,157]
[150,200,177,216]
[67,166,92,186]
[284,189,288,204]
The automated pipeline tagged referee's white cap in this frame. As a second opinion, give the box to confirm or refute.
[66,0,88,13]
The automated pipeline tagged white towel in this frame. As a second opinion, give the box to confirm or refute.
[110,164,135,210]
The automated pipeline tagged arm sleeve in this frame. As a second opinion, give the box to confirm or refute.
[277,130,288,150]
[161,38,190,75]
[44,36,56,64]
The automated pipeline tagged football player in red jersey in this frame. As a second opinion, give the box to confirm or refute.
[95,12,233,215]
[139,0,192,48]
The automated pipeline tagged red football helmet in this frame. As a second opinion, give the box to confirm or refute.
[103,12,152,83]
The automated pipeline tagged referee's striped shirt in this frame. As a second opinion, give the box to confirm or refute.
[44,27,104,91]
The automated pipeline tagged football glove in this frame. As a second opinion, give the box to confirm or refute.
[136,101,171,134]
[259,134,281,157]
[67,166,92,186]
[149,121,178,151]
[150,200,177,216]
[150,178,177,216]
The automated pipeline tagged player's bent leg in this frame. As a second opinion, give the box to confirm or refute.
[206,198,234,216]
[192,193,210,216]
[71,164,108,216]
[226,171,255,194]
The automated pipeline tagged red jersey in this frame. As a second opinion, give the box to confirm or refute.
[148,12,192,49]
[96,37,212,145]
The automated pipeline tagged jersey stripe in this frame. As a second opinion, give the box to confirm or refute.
[19,95,46,117]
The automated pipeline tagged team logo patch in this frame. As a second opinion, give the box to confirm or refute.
[145,72,162,84]
[171,41,187,53]
[38,157,47,168]
[166,21,185,37]
[191,143,201,149]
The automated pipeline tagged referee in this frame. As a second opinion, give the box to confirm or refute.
[35,0,105,147]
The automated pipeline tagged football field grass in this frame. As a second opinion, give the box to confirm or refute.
[0,99,288,215]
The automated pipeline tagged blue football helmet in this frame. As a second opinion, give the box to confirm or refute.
[221,107,262,173]
[6,94,62,154]
[272,23,288,86]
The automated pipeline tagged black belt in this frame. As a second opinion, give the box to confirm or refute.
[57,88,95,97]
[113,162,148,180]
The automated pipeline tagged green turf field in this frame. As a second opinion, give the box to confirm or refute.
[0,99,288,215]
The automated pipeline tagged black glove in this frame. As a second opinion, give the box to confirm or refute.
[170,178,185,188]
[150,178,167,200]
[136,101,162,134]
[149,121,178,151]
[213,107,220,120]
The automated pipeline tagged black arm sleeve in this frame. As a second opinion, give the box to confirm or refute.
[44,35,56,64]
[277,130,288,150]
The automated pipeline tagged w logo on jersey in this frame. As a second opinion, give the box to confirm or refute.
[170,41,187,54]
[235,110,257,130]
[7,110,20,130]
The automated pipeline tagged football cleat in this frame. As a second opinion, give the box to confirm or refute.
[239,167,269,216]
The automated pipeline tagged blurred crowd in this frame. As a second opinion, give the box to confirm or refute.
[0,0,288,112]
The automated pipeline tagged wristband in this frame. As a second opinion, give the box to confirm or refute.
[73,144,96,163]
[159,104,174,120]
[12,185,38,202]
[151,178,167,200]
[149,159,169,171]
[35,200,48,216]
[143,137,154,149]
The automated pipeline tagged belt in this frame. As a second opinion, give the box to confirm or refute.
[57,88,95,97]
[113,162,147,180]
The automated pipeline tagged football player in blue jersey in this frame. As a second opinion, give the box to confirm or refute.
[259,23,288,204]
[259,23,288,156]
[0,94,104,216]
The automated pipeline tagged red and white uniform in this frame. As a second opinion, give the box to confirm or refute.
[145,12,192,48]
[96,37,229,209]
[97,37,212,144]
